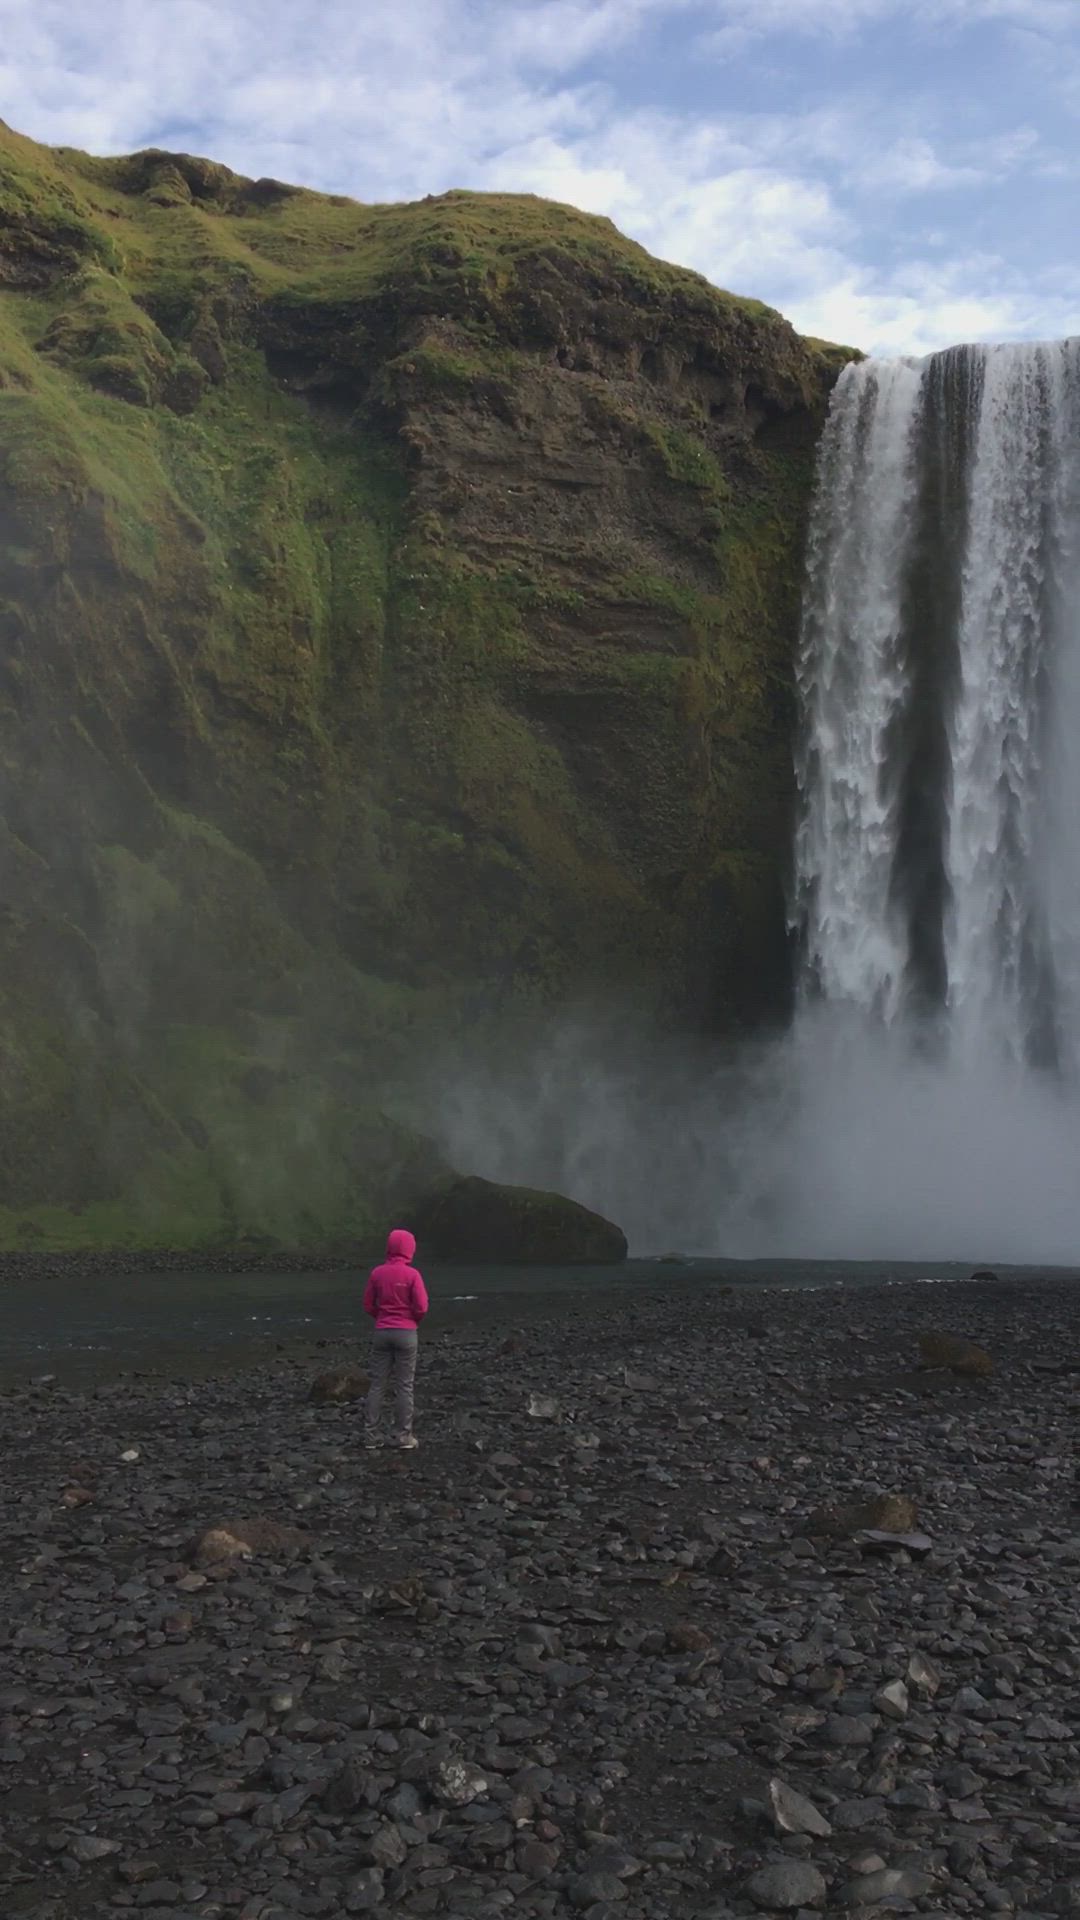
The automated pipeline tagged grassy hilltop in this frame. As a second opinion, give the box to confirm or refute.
[0,121,855,1250]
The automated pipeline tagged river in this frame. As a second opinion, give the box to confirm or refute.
[1,1257,1070,1384]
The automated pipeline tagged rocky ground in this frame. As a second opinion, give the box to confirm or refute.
[1,1277,1078,1919]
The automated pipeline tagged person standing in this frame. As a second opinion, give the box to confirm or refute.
[363,1228,428,1450]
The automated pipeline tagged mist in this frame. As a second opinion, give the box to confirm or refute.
[434,1000,1080,1265]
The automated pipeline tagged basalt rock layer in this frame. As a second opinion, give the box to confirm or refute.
[0,121,854,1247]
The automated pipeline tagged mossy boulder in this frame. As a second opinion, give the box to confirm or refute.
[918,1333,993,1378]
[805,1493,918,1538]
[412,1175,627,1265]
[309,1367,369,1404]
[187,1518,311,1565]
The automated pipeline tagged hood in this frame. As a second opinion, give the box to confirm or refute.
[385,1228,416,1262]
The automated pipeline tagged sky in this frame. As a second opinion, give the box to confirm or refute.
[4,0,1080,355]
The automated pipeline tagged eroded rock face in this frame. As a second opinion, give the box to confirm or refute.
[0,124,854,1248]
[411,1174,628,1265]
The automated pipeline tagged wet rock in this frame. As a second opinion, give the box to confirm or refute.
[366,1821,408,1869]
[570,1871,628,1906]
[344,1868,385,1910]
[768,1778,832,1837]
[907,1652,942,1696]
[825,1713,877,1748]
[846,1865,937,1903]
[746,1858,828,1909]
[874,1680,909,1719]
[703,1542,740,1577]
[432,1757,489,1807]
[517,1835,562,1875]
[855,1528,933,1557]
[322,1759,370,1814]
[68,1834,122,1862]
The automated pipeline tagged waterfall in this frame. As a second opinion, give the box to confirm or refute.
[438,341,1080,1263]
[765,340,1080,1261]
[796,341,1080,1073]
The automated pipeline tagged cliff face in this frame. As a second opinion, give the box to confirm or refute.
[0,123,853,1248]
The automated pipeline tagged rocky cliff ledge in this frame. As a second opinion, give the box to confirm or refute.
[0,122,855,1249]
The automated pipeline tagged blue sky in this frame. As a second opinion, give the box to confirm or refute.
[4,0,1079,353]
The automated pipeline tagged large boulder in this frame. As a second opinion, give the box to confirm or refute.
[411,1175,627,1265]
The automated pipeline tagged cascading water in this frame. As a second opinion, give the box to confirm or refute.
[763,339,1080,1261]
[439,341,1080,1262]
[795,342,1080,1072]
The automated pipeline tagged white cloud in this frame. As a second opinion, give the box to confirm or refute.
[495,113,1080,356]
[855,137,988,194]
[1,0,1078,356]
[703,0,1077,41]
[789,267,1080,357]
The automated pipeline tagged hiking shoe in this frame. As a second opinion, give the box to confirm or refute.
[363,1437,381,1451]
[396,1434,420,1451]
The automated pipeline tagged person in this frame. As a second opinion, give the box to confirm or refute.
[362,1228,428,1450]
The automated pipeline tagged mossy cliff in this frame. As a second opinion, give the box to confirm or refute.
[0,121,856,1250]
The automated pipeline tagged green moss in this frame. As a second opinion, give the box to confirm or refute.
[96,842,183,924]
[615,569,721,626]
[805,335,864,377]
[392,544,529,684]
[36,269,177,402]
[644,421,731,502]
[505,572,587,615]
[0,128,124,276]
[380,340,518,399]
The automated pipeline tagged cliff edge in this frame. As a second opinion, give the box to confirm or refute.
[0,121,855,1248]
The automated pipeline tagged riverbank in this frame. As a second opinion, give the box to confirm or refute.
[2,1251,1065,1391]
[1,1275,1077,1919]
[0,1248,360,1283]
[0,1256,697,1388]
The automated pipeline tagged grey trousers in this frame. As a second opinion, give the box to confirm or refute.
[365,1329,418,1440]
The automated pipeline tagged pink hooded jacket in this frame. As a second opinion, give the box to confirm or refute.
[363,1229,429,1331]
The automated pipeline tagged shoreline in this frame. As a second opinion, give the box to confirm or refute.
[3,1243,1071,1282]
[1,1258,1076,1390]
[0,1245,362,1282]
[1,1275,1077,1918]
